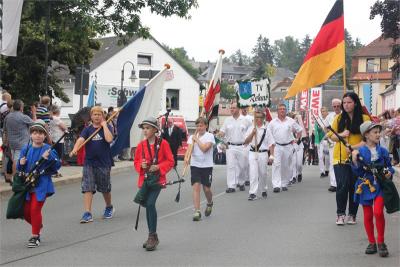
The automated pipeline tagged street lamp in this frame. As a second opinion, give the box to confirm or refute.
[120,61,137,107]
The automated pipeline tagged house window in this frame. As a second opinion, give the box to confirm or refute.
[166,89,179,110]
[229,75,234,80]
[366,58,376,72]
[137,54,152,65]
[380,58,389,71]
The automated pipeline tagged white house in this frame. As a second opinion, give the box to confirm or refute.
[57,36,200,125]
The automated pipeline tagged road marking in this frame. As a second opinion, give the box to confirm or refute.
[0,191,226,265]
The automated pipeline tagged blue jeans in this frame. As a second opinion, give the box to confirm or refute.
[146,188,161,233]
[333,164,358,216]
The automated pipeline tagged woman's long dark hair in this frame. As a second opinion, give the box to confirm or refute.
[338,92,364,134]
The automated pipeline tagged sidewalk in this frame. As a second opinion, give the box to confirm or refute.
[0,160,133,197]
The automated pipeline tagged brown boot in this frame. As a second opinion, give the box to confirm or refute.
[145,233,159,251]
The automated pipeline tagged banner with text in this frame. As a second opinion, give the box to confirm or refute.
[236,78,270,107]
[298,90,309,131]
[309,87,322,134]
[96,85,139,108]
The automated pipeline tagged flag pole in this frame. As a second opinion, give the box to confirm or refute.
[342,0,346,94]
[183,50,224,176]
[342,50,346,94]
[72,64,171,153]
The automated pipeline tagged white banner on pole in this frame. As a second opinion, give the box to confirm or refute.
[309,87,322,133]
[236,78,270,107]
[0,0,24,56]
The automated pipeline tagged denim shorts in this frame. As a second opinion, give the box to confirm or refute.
[81,165,111,193]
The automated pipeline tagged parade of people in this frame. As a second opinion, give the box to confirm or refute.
[1,0,399,265]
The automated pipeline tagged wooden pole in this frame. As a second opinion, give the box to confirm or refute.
[74,109,120,153]
[342,41,346,94]
[253,110,258,152]
[74,63,171,153]
[342,66,346,94]
[182,50,224,176]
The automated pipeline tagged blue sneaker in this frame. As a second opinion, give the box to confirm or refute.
[80,212,93,223]
[103,205,115,219]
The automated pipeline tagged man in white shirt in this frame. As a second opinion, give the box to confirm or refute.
[288,113,306,184]
[326,98,342,192]
[219,102,252,193]
[244,109,274,200]
[241,106,253,186]
[268,104,302,192]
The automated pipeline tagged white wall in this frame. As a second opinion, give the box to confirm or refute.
[59,38,200,122]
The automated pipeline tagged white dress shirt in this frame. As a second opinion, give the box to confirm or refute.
[220,115,252,144]
[268,116,302,144]
[245,123,274,151]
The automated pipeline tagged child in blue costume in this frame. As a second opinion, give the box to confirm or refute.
[351,121,395,257]
[17,120,61,248]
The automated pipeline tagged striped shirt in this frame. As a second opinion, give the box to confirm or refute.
[37,105,50,124]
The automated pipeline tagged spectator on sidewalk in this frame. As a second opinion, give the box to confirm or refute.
[3,100,37,180]
[36,96,51,125]
[162,118,184,167]
[49,105,67,177]
[0,92,12,135]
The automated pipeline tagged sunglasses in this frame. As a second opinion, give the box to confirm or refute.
[332,105,341,108]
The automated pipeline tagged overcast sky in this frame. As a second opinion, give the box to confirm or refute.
[140,0,382,62]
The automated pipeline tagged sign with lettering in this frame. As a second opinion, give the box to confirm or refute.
[309,87,322,133]
[299,90,309,112]
[96,84,139,107]
[236,78,271,107]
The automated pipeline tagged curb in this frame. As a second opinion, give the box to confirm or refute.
[0,164,134,198]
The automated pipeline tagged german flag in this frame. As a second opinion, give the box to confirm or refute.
[285,0,344,99]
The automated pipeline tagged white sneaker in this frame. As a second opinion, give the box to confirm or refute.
[346,215,357,225]
[336,215,345,225]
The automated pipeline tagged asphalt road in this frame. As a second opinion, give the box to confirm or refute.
[1,163,399,266]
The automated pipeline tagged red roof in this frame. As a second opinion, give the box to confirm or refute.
[351,72,392,81]
[354,37,400,57]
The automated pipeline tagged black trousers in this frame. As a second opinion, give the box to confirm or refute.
[333,164,358,216]
[171,148,178,167]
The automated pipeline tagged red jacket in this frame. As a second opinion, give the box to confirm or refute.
[134,138,174,188]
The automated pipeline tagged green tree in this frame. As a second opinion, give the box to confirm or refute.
[164,46,199,77]
[252,35,274,78]
[273,36,302,72]
[370,0,400,58]
[220,81,235,99]
[299,34,312,62]
[265,63,276,78]
[333,29,364,87]
[0,0,198,105]
[228,49,251,66]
